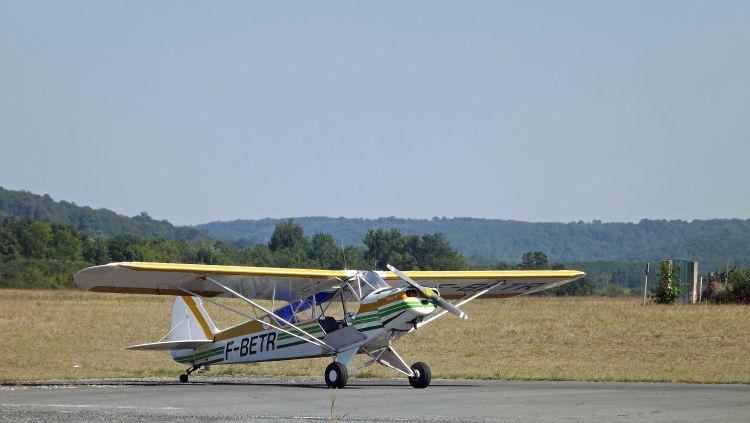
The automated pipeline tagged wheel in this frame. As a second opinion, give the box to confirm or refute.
[408,362,431,388]
[179,374,189,383]
[324,362,348,389]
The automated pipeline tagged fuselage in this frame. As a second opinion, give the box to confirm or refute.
[171,287,437,367]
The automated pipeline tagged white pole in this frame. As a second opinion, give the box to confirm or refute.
[699,276,703,303]
[642,262,650,306]
[726,261,729,286]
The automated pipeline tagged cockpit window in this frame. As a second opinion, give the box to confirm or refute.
[405,289,418,297]
[349,270,390,299]
[361,271,389,289]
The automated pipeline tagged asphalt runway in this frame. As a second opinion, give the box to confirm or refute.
[2,377,748,422]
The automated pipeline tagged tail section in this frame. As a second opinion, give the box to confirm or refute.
[171,296,218,341]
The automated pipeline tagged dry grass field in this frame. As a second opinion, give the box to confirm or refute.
[1,289,748,383]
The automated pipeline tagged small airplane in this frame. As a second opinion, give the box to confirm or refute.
[75,262,584,388]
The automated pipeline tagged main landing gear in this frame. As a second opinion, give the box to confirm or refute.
[408,362,431,388]
[179,365,199,383]
[323,360,431,389]
[324,362,348,389]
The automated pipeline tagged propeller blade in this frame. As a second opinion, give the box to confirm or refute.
[386,264,428,296]
[435,296,468,320]
[386,264,468,320]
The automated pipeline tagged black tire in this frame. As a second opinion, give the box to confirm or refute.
[324,362,348,389]
[408,362,431,388]
[179,374,189,383]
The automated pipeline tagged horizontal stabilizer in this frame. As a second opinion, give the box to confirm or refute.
[127,340,214,351]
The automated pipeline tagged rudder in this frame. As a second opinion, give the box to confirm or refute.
[171,296,218,341]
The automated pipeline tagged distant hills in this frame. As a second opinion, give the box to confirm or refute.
[196,217,750,271]
[2,187,748,270]
[0,187,200,240]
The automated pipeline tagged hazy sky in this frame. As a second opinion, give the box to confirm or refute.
[1,1,749,225]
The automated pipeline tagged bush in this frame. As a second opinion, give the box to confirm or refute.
[0,258,89,289]
[728,270,750,304]
[651,260,682,304]
[703,281,730,303]
[703,269,750,304]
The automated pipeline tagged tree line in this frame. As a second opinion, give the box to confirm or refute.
[0,217,593,295]
[3,216,745,302]
[198,216,750,271]
[5,187,750,272]
[0,218,468,289]
[0,186,198,240]
[0,215,597,297]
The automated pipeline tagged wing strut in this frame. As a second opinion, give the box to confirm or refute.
[178,287,333,352]
[415,281,503,329]
[182,276,336,352]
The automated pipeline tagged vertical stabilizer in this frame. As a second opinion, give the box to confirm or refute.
[171,296,218,341]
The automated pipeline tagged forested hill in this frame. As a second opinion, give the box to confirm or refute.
[197,217,750,270]
[0,187,200,239]
[3,187,749,270]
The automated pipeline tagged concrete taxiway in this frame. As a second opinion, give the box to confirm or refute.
[2,377,748,422]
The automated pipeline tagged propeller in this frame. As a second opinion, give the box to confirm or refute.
[386,264,468,320]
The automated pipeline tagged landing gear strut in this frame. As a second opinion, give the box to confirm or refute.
[324,362,348,389]
[408,362,431,388]
[179,365,199,383]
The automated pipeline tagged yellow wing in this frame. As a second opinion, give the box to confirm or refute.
[74,262,354,300]
[385,269,585,298]
[75,262,585,301]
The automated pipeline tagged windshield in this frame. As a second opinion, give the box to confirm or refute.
[349,270,390,299]
[362,271,389,289]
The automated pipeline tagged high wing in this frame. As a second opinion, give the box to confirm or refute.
[383,269,586,299]
[74,262,354,301]
[75,262,585,302]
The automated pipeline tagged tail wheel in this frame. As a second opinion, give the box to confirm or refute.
[408,362,431,388]
[324,362,348,389]
[180,365,198,383]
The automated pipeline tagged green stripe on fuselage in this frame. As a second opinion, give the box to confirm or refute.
[174,346,224,363]
[277,325,322,341]
[352,314,381,325]
[378,299,429,315]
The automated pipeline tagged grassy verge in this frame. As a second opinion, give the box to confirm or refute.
[1,290,747,383]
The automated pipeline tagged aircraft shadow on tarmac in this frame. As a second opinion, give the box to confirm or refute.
[10,378,474,389]
[197,380,475,389]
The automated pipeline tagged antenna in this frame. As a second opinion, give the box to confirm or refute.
[340,235,347,270]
